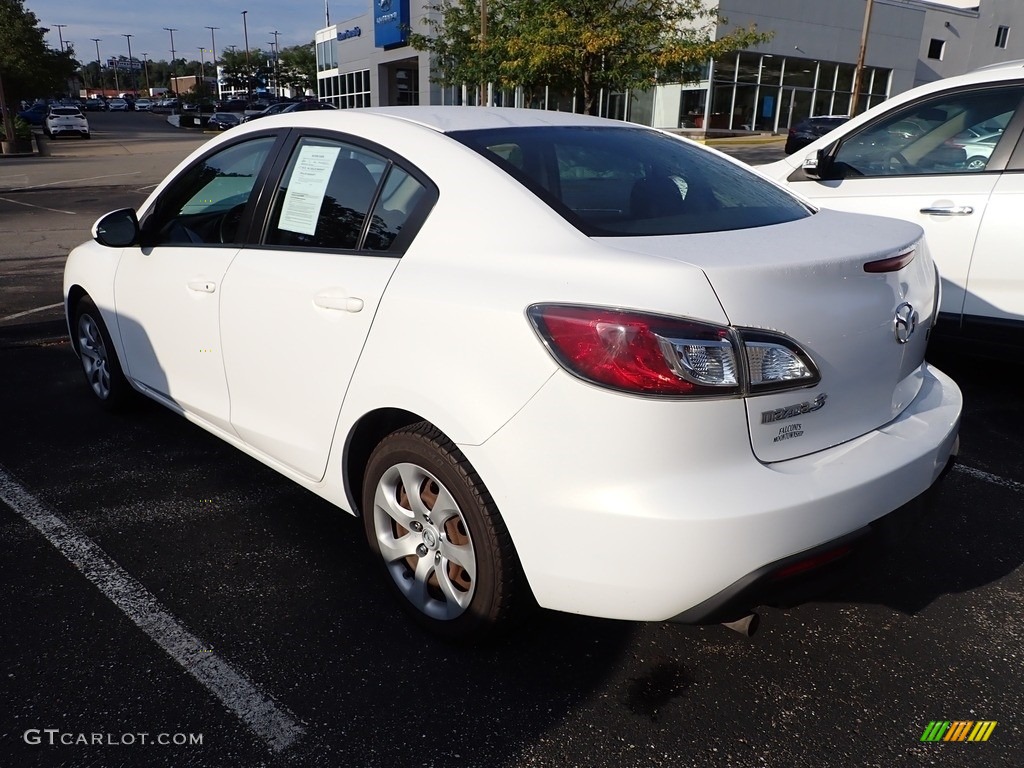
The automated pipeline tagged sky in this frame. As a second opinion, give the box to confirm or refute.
[27,0,367,64]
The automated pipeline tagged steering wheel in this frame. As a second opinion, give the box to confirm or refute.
[218,203,247,244]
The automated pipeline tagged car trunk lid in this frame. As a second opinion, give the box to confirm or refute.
[601,209,935,462]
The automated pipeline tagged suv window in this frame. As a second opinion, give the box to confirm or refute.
[833,86,1023,176]
[451,126,811,236]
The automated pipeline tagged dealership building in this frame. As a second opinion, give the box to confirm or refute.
[315,0,1024,132]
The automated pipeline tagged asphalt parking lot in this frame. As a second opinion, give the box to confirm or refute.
[1,116,1021,767]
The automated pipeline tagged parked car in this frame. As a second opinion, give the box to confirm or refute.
[215,98,249,112]
[107,98,130,112]
[279,100,337,113]
[134,98,154,112]
[84,98,107,112]
[784,115,850,155]
[44,106,90,139]
[64,107,960,641]
[17,102,49,125]
[241,101,296,122]
[759,60,1024,354]
[206,112,241,131]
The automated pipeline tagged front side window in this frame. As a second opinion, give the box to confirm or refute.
[265,137,428,252]
[832,86,1022,176]
[144,137,276,246]
[451,126,811,236]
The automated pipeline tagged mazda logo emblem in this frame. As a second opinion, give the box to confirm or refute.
[894,302,917,344]
[379,0,392,10]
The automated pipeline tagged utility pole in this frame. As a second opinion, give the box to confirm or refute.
[141,53,151,92]
[850,0,875,117]
[54,24,67,52]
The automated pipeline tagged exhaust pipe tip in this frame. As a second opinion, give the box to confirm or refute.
[721,613,760,637]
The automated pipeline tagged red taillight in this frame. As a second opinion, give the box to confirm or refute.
[528,305,820,398]
[527,305,737,396]
[864,249,915,273]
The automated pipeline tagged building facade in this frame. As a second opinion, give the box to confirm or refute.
[315,0,1024,133]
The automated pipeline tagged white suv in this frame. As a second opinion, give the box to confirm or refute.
[759,61,1024,354]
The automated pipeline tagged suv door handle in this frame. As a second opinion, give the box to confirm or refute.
[919,205,974,216]
[187,280,216,293]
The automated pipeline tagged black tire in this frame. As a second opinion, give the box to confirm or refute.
[362,422,528,641]
[72,296,132,410]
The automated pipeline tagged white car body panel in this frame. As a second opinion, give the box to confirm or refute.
[114,246,238,432]
[758,63,1024,329]
[219,249,400,481]
[965,171,1024,321]
[468,361,960,620]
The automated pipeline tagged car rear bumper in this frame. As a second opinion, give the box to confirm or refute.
[669,446,957,623]
[467,363,962,622]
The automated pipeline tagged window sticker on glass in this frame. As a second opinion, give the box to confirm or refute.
[278,145,342,235]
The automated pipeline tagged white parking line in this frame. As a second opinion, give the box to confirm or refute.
[0,302,65,323]
[0,196,76,215]
[0,465,306,753]
[19,171,141,190]
[953,463,1024,493]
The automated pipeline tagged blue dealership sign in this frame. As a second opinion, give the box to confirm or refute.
[374,0,410,49]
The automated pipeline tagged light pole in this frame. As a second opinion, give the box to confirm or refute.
[164,27,178,95]
[205,26,220,99]
[92,38,102,94]
[198,47,207,112]
[270,30,280,97]
[123,34,136,95]
[242,11,252,100]
[141,53,151,92]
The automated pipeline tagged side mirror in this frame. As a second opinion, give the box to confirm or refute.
[801,148,835,181]
[92,208,140,247]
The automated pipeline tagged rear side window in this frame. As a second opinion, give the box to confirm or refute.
[264,137,428,252]
[450,126,811,236]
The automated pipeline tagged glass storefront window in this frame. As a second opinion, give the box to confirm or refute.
[784,62,816,89]
[715,53,737,83]
[760,56,782,86]
[835,64,855,92]
[737,52,761,83]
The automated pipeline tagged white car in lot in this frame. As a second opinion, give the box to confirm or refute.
[759,61,1024,354]
[44,106,90,139]
[64,107,960,640]
[107,98,129,112]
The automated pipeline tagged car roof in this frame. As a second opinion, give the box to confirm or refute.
[352,106,641,134]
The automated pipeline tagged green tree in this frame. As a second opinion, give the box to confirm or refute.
[409,0,772,115]
[218,47,271,95]
[278,43,316,95]
[0,0,77,138]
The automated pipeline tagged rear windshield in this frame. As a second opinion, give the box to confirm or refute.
[449,125,811,236]
[51,108,82,116]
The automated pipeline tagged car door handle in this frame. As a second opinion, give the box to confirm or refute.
[314,294,364,312]
[187,280,216,293]
[919,205,974,216]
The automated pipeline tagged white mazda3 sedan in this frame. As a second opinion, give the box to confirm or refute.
[64,107,961,640]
